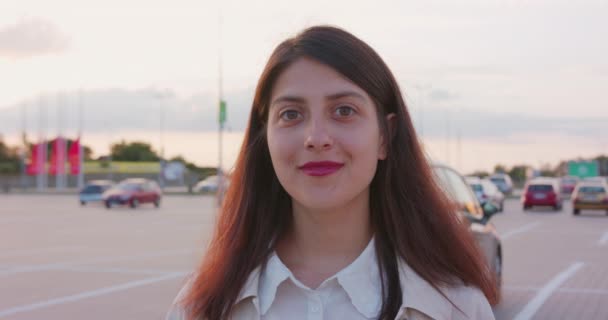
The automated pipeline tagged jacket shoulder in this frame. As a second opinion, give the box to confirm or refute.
[444,285,495,320]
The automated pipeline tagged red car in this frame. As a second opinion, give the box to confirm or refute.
[560,176,580,194]
[102,178,162,209]
[522,178,563,211]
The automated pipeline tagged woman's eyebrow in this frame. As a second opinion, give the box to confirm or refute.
[270,95,306,108]
[270,90,366,109]
[325,91,366,101]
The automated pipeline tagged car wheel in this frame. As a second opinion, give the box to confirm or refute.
[80,201,86,206]
[499,202,504,212]
[523,205,529,211]
[105,201,111,209]
[130,199,139,209]
[153,198,160,208]
[573,208,580,215]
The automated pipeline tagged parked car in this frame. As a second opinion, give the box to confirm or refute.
[79,180,114,205]
[193,175,229,193]
[583,176,608,185]
[560,176,580,194]
[433,163,503,291]
[572,182,608,215]
[489,173,514,195]
[102,178,162,209]
[466,177,505,212]
[522,178,563,211]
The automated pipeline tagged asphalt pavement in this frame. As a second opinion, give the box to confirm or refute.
[1,195,608,319]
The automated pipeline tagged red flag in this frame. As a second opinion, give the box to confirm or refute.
[69,138,80,175]
[49,137,66,175]
[26,143,42,175]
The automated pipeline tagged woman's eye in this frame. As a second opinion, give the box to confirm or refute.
[334,105,355,117]
[280,110,301,121]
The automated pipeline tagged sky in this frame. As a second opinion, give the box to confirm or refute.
[1,0,607,174]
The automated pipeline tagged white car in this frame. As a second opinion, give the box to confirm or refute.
[194,175,229,193]
[466,177,505,212]
[489,173,514,195]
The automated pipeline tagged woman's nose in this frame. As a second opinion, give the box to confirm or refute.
[304,119,333,151]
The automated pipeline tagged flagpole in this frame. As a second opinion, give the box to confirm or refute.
[37,96,46,191]
[20,102,27,190]
[56,93,64,190]
[217,5,225,206]
[78,90,84,189]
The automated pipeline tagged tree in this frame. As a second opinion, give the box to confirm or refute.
[0,138,20,174]
[494,164,507,174]
[169,155,217,178]
[83,145,94,161]
[594,155,608,176]
[508,165,528,184]
[468,170,489,178]
[110,140,160,161]
[539,162,556,177]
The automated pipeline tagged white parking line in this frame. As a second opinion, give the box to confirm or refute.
[0,272,186,318]
[0,246,84,258]
[0,264,188,276]
[513,261,585,320]
[598,230,608,246]
[559,288,608,295]
[501,222,541,240]
[0,248,195,277]
[505,286,608,296]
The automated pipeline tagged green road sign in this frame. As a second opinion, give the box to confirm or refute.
[219,100,227,124]
[568,161,598,178]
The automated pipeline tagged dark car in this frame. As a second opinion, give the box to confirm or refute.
[432,163,503,291]
[103,178,162,209]
[79,180,114,205]
[522,178,563,211]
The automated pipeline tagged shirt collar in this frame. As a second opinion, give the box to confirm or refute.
[254,237,382,317]
[234,240,453,320]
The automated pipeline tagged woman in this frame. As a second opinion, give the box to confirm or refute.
[168,25,497,320]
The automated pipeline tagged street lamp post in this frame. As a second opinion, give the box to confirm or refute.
[217,6,226,207]
[158,91,165,190]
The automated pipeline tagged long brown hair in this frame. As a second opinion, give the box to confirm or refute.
[182,25,498,319]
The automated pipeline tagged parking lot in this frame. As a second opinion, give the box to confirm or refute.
[1,194,608,319]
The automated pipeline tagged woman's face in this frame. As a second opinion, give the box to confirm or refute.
[266,58,387,211]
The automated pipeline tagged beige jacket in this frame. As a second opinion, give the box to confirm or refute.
[166,258,494,320]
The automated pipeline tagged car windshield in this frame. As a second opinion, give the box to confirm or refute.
[528,184,553,192]
[470,184,483,192]
[81,185,102,193]
[117,183,141,191]
[579,186,606,193]
[490,177,505,184]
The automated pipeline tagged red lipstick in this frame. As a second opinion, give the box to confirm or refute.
[298,161,344,177]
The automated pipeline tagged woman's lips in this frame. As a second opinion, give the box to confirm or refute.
[298,161,344,177]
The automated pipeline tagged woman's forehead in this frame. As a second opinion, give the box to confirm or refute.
[270,58,370,103]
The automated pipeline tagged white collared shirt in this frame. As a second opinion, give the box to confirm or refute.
[257,237,381,319]
[167,239,495,320]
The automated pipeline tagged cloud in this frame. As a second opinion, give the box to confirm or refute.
[0,18,70,59]
[415,106,607,143]
[428,88,458,101]
[0,88,253,135]
[0,87,606,147]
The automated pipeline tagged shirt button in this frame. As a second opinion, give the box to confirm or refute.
[311,304,320,313]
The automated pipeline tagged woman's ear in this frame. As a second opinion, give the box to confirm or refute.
[378,113,397,160]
